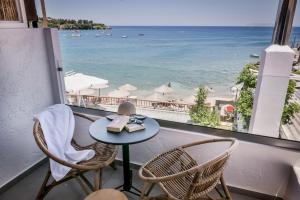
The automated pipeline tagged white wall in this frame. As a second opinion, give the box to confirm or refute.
[1,27,299,198]
[0,28,60,187]
[127,127,300,198]
[285,167,300,200]
[75,116,300,198]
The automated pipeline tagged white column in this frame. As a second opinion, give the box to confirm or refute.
[44,28,66,104]
[249,45,295,137]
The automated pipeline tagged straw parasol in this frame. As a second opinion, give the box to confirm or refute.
[108,90,130,98]
[154,84,173,95]
[118,84,137,91]
[182,95,196,105]
[194,86,214,93]
[145,93,169,102]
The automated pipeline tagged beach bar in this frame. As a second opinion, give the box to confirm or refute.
[1,0,300,200]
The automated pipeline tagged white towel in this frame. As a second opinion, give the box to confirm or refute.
[34,104,95,181]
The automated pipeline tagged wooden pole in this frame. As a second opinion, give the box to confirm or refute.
[40,0,48,27]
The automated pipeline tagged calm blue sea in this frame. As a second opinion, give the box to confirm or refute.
[59,26,300,97]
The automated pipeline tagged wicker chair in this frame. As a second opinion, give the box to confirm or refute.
[33,112,118,200]
[138,138,238,200]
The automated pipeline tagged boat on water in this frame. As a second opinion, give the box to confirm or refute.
[95,33,101,37]
[71,30,81,37]
[250,54,259,58]
[121,35,128,38]
[138,33,144,36]
[106,33,112,36]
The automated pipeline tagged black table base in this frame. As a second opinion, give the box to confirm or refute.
[115,144,141,196]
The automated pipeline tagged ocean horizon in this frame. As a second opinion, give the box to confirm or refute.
[59,26,300,98]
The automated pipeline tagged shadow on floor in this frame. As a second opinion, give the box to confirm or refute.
[0,162,260,200]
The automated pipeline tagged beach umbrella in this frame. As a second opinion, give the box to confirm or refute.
[90,83,109,96]
[145,93,169,102]
[182,95,196,105]
[78,88,95,96]
[220,104,235,116]
[194,86,214,93]
[204,86,215,93]
[224,104,235,113]
[108,89,130,98]
[118,84,137,91]
[64,73,108,94]
[154,84,173,95]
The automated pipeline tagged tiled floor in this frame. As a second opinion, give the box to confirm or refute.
[0,162,261,200]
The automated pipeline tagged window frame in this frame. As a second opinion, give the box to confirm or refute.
[53,0,300,151]
[0,0,27,28]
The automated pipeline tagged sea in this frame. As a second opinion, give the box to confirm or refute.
[59,26,300,98]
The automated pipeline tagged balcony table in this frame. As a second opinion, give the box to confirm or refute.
[89,116,160,196]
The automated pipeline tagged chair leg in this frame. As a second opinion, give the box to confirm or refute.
[36,169,51,200]
[220,175,232,200]
[93,169,102,191]
[110,161,117,170]
[140,182,154,200]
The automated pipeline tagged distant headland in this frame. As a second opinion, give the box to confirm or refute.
[39,17,110,30]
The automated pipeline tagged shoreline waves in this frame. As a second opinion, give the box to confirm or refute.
[60,26,300,99]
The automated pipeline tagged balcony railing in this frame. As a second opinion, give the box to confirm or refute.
[67,95,194,113]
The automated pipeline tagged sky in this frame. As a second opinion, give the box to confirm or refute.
[36,0,300,26]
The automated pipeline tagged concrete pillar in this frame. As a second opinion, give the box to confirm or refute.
[249,45,294,137]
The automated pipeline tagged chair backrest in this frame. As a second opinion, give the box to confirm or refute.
[33,120,50,156]
[33,120,91,170]
[185,138,238,199]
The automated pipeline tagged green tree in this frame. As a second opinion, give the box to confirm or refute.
[236,64,257,89]
[282,80,300,124]
[189,87,220,127]
[236,63,300,127]
[236,89,253,126]
[38,17,107,30]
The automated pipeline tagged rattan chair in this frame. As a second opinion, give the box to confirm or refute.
[85,189,128,200]
[33,112,118,200]
[138,138,238,200]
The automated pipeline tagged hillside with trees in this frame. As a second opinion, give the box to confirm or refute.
[39,17,108,30]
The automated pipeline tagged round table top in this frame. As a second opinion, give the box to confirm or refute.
[89,117,160,145]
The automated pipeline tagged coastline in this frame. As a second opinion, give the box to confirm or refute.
[60,26,300,101]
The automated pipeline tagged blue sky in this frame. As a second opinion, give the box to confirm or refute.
[36,0,300,26]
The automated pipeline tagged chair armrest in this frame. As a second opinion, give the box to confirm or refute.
[138,148,199,183]
[73,112,96,122]
[181,138,238,154]
[138,165,199,183]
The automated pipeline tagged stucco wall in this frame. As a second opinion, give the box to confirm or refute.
[74,116,300,198]
[126,127,300,197]
[0,29,58,187]
[285,167,300,200]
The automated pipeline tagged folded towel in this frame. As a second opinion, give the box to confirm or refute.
[34,104,95,181]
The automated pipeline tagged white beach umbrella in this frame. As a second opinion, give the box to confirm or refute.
[90,83,109,96]
[108,89,130,98]
[145,93,169,102]
[78,88,96,96]
[118,84,137,91]
[64,73,108,93]
[154,84,173,95]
